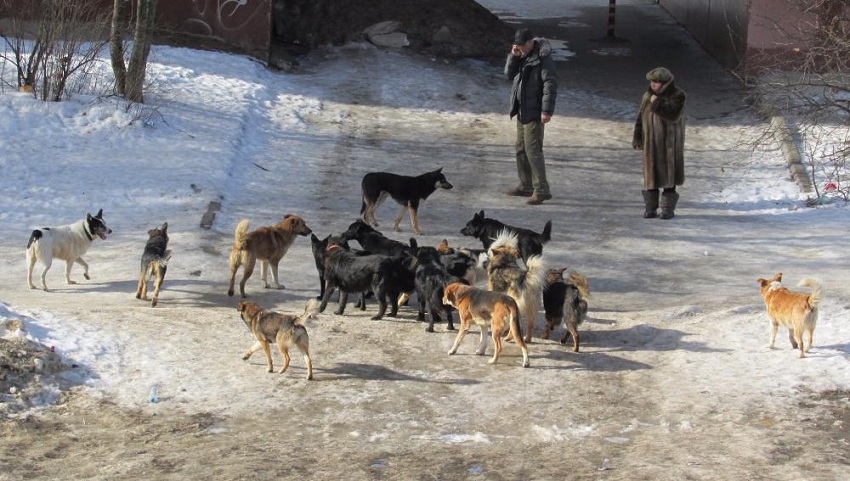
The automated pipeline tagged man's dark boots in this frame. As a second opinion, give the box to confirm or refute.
[660,189,679,220]
[642,189,659,218]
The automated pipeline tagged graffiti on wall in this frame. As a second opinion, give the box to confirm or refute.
[164,0,270,53]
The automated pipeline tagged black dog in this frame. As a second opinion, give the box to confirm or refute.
[542,268,590,352]
[340,219,410,257]
[310,233,332,300]
[411,245,457,333]
[440,248,487,286]
[311,233,371,307]
[135,222,171,307]
[318,236,403,320]
[460,210,552,262]
[360,168,453,235]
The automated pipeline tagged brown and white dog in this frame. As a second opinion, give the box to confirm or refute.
[485,231,547,343]
[756,272,822,358]
[442,282,529,367]
[227,214,312,297]
[237,300,313,379]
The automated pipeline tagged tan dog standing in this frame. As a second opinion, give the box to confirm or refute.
[756,272,822,359]
[228,214,312,297]
[442,282,529,367]
[237,301,313,379]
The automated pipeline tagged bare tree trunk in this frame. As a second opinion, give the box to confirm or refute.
[125,0,157,103]
[110,0,129,97]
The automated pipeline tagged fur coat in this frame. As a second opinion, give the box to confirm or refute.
[632,80,686,190]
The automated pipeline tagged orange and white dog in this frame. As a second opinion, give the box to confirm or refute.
[442,282,529,367]
[756,272,822,358]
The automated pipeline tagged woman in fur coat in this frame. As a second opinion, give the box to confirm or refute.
[632,67,686,219]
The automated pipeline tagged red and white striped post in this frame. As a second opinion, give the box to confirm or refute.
[607,0,617,38]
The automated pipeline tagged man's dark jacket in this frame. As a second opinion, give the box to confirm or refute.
[505,38,557,123]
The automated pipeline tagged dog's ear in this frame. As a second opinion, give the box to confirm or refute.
[161,222,168,232]
[476,210,484,218]
[95,209,104,218]
[773,272,783,282]
[757,278,768,287]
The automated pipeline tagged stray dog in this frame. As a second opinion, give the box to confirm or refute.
[227,214,312,297]
[542,268,590,352]
[26,209,112,291]
[237,301,313,379]
[319,236,403,320]
[460,210,551,262]
[486,231,547,343]
[310,233,331,300]
[756,273,822,358]
[341,219,410,257]
[360,167,453,235]
[443,282,529,367]
[411,243,456,332]
[135,222,171,307]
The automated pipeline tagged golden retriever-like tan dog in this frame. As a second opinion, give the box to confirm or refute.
[227,214,312,298]
[237,300,313,379]
[756,272,822,359]
[442,282,529,367]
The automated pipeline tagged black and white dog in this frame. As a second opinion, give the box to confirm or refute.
[26,209,112,291]
[360,168,453,235]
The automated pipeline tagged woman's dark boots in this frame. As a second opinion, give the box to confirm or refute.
[642,190,659,218]
[660,189,679,219]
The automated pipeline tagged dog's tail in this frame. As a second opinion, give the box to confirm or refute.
[26,229,43,250]
[566,271,590,301]
[540,220,552,244]
[233,219,250,250]
[798,277,822,310]
[508,301,524,342]
[523,255,549,294]
[515,254,548,318]
[157,250,173,268]
[489,229,519,253]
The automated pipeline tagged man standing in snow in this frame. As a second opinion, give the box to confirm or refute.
[632,67,687,219]
[505,28,557,205]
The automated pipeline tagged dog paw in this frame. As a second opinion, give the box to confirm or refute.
[425,326,434,333]
[68,280,77,285]
[227,290,235,297]
[447,325,456,331]
[370,315,383,321]
[476,350,486,356]
[83,273,90,280]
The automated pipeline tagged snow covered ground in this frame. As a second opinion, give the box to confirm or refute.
[1,1,848,479]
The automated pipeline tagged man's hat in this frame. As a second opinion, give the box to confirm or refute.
[513,28,534,45]
[646,67,674,83]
